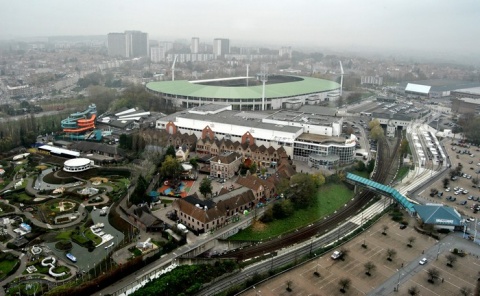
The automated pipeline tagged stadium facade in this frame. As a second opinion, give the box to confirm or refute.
[146,75,340,111]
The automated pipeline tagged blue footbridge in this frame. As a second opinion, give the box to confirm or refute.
[346,173,416,215]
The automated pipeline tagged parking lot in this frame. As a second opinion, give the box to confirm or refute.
[420,139,480,220]
[241,215,479,296]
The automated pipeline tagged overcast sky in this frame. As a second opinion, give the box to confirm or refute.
[1,0,479,56]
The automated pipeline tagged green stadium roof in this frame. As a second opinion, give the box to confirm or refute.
[146,76,340,100]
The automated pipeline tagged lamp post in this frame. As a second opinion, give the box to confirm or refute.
[436,243,442,260]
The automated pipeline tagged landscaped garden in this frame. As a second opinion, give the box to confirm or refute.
[229,183,355,241]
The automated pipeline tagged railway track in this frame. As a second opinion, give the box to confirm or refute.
[220,134,402,261]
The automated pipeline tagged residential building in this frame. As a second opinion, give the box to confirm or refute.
[235,175,275,201]
[172,188,256,233]
[107,30,149,58]
[209,151,243,179]
[150,46,166,62]
[191,37,199,54]
[107,33,128,57]
[213,38,230,58]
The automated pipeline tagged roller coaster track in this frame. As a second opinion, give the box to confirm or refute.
[220,134,402,261]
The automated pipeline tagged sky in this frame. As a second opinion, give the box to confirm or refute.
[1,0,479,57]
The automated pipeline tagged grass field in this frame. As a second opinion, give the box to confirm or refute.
[230,183,354,241]
[0,260,18,280]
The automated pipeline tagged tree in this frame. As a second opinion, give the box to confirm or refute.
[272,200,294,219]
[159,155,183,180]
[368,118,381,130]
[310,172,326,187]
[339,248,349,261]
[459,286,472,296]
[399,138,410,157]
[287,173,316,208]
[130,175,149,205]
[364,261,376,276]
[382,225,389,235]
[370,125,384,140]
[408,286,419,295]
[442,178,450,188]
[445,254,457,267]
[366,159,375,173]
[165,145,176,158]
[386,248,397,261]
[427,267,440,283]
[285,280,293,292]
[249,162,257,175]
[407,236,416,248]
[336,96,344,108]
[338,277,351,293]
[199,177,213,198]
[189,158,199,170]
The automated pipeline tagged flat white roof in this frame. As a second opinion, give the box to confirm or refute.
[405,83,431,94]
[64,158,90,167]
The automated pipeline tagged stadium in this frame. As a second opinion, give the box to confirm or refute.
[146,75,340,110]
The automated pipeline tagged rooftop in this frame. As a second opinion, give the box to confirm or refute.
[159,109,303,134]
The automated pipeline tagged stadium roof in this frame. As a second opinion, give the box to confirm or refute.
[146,76,340,100]
[405,83,431,94]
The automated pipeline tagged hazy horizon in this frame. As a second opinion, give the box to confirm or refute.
[2,0,479,61]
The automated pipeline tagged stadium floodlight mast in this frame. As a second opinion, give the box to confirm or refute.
[339,60,344,97]
[260,64,268,111]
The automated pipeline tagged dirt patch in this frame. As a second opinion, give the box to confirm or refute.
[251,221,267,232]
[89,177,109,183]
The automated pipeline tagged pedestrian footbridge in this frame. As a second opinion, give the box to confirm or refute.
[346,173,416,215]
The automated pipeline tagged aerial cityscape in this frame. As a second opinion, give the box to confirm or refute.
[0,1,480,296]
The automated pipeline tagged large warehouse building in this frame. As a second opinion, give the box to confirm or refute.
[156,104,356,169]
[146,75,340,111]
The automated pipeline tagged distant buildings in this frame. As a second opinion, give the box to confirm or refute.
[213,38,230,58]
[361,76,383,86]
[191,37,200,54]
[107,30,149,58]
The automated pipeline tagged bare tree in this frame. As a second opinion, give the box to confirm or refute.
[408,286,419,295]
[459,286,472,296]
[386,248,397,261]
[286,280,293,292]
[364,261,376,276]
[427,267,440,283]
[338,277,351,293]
[339,247,349,261]
[445,254,457,267]
[407,236,416,247]
[382,225,389,235]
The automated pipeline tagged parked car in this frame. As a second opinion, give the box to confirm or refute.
[459,200,467,205]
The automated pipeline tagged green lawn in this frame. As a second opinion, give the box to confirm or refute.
[395,166,411,181]
[230,183,354,241]
[55,230,73,240]
[0,260,19,280]
[84,228,102,245]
